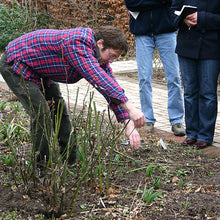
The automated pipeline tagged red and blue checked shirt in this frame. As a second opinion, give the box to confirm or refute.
[6,27,129,122]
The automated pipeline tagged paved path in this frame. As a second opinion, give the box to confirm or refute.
[1,59,220,147]
[58,60,220,148]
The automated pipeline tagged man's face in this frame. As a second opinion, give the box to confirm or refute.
[97,39,121,65]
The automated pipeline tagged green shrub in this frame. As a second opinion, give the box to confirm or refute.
[0,3,50,51]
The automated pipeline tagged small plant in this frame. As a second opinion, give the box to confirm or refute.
[178,178,185,188]
[10,102,22,114]
[207,172,213,176]
[145,164,161,189]
[0,154,15,166]
[176,170,188,176]
[0,101,9,111]
[146,163,154,178]
[153,177,161,189]
[142,185,160,204]
[0,117,30,144]
[124,210,130,214]
[182,196,191,209]
[1,209,22,220]
[80,205,87,211]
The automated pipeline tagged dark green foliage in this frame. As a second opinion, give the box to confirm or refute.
[0,3,50,51]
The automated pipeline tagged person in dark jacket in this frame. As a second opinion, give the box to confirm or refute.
[170,1,220,148]
[124,0,185,136]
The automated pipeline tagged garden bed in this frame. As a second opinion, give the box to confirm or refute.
[0,85,219,219]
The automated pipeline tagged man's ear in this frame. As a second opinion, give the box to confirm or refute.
[97,39,104,49]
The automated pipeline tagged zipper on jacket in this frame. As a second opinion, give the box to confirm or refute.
[150,11,154,37]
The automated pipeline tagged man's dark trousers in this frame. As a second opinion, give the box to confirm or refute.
[0,52,76,164]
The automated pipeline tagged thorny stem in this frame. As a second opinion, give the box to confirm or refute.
[126,163,202,174]
[93,101,102,193]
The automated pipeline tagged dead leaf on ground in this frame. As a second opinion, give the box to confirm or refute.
[172,176,179,183]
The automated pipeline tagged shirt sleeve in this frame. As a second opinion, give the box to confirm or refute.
[63,34,129,122]
[99,63,130,122]
[170,0,183,28]
[109,102,130,122]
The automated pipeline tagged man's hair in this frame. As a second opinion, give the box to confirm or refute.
[94,25,128,56]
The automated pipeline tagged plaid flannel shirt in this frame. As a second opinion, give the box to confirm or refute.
[6,27,129,122]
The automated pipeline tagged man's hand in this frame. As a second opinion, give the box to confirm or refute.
[120,101,146,128]
[124,119,141,150]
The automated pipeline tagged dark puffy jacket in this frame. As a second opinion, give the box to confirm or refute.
[124,0,177,36]
[170,0,220,59]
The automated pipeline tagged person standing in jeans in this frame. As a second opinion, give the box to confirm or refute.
[171,0,220,148]
[124,0,185,136]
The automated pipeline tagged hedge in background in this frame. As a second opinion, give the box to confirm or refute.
[0,3,49,51]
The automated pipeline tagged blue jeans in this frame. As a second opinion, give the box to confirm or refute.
[135,32,184,125]
[179,56,220,143]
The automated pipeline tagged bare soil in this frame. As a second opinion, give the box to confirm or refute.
[0,84,220,220]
